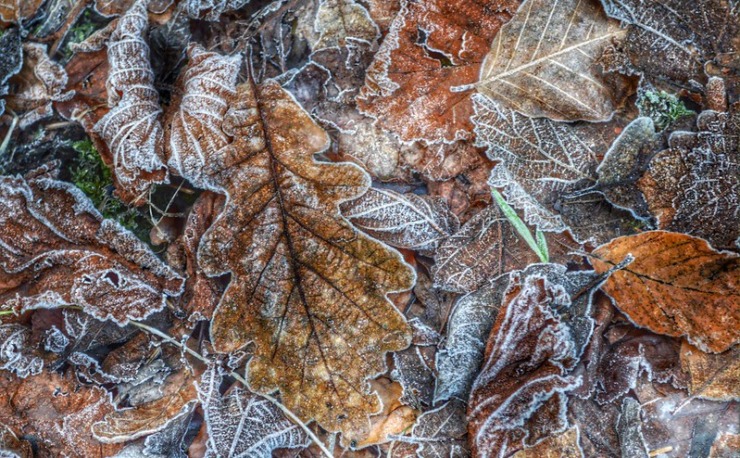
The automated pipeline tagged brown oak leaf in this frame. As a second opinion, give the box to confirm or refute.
[478,0,631,122]
[680,341,740,402]
[0,165,184,325]
[468,273,582,457]
[357,0,521,143]
[591,231,740,353]
[181,80,416,443]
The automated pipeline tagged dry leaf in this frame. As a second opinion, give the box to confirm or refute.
[93,0,174,17]
[591,231,740,353]
[474,93,639,243]
[638,104,739,250]
[182,0,250,21]
[356,378,418,448]
[0,423,32,457]
[616,397,649,458]
[341,188,459,256]
[197,365,310,457]
[0,324,44,378]
[391,399,469,458]
[313,0,379,50]
[188,80,414,442]
[0,29,22,117]
[468,272,582,457]
[512,427,583,457]
[680,341,740,402]
[709,433,740,458]
[357,0,520,143]
[0,0,43,23]
[0,166,184,325]
[93,0,169,205]
[479,0,630,122]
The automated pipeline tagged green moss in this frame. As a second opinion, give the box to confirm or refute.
[71,140,148,239]
[64,9,97,57]
[637,90,694,131]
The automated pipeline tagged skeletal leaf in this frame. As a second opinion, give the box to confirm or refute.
[468,273,582,457]
[0,324,44,378]
[638,104,739,250]
[341,188,459,256]
[680,341,740,402]
[191,80,414,442]
[94,0,169,205]
[591,231,740,353]
[313,0,379,50]
[197,365,310,457]
[479,0,629,121]
[357,0,520,143]
[600,0,740,91]
[474,93,639,243]
[164,44,242,192]
[0,167,184,325]
[391,399,469,458]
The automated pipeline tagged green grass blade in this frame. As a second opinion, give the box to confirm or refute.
[491,188,548,263]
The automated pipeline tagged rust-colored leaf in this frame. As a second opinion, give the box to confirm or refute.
[357,0,520,143]
[680,341,740,402]
[183,80,415,443]
[591,231,740,353]
[0,165,184,325]
[0,0,43,23]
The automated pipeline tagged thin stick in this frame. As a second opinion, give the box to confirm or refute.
[129,321,334,458]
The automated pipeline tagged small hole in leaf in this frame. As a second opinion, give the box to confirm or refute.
[104,270,121,287]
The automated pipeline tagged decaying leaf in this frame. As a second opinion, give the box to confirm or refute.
[356,378,418,448]
[478,0,630,122]
[709,433,740,458]
[474,93,639,243]
[591,231,740,353]
[0,423,32,457]
[341,187,459,256]
[638,104,740,249]
[357,0,520,143]
[468,272,582,457]
[511,427,583,457]
[188,80,414,442]
[0,0,43,23]
[93,0,169,205]
[0,324,44,378]
[93,0,174,17]
[391,399,469,458]
[0,166,184,325]
[0,28,22,117]
[197,365,310,457]
[600,0,740,91]
[313,0,379,50]
[0,368,122,457]
[680,342,740,402]
[182,0,250,21]
[616,397,648,458]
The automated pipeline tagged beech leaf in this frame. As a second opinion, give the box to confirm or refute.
[591,231,740,353]
[478,0,629,121]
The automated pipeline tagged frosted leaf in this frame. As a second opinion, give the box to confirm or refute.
[0,0,43,23]
[0,325,43,378]
[468,273,583,457]
[341,188,458,256]
[93,0,168,205]
[141,403,193,458]
[164,44,241,191]
[197,366,310,457]
[616,398,649,458]
[0,29,22,117]
[0,423,32,457]
[600,0,740,91]
[391,345,435,409]
[0,167,184,325]
[474,93,638,243]
[94,0,174,16]
[313,0,379,50]
[391,399,469,458]
[434,275,509,403]
[43,326,68,354]
[478,0,629,122]
[638,104,740,249]
[182,0,250,21]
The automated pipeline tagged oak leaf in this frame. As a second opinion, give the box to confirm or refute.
[680,341,740,402]
[341,188,459,256]
[0,166,184,325]
[479,0,630,122]
[357,0,520,143]
[182,80,415,442]
[591,231,740,353]
[638,104,740,250]
[197,365,310,457]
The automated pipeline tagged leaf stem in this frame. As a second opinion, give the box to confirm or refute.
[491,189,549,262]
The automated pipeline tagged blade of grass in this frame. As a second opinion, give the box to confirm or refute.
[491,188,548,263]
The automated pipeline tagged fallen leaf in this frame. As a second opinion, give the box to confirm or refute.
[638,104,740,250]
[93,0,174,17]
[182,0,250,21]
[0,165,184,325]
[197,365,310,457]
[512,427,583,457]
[600,0,740,91]
[0,423,32,457]
[341,187,459,256]
[0,28,22,117]
[391,399,469,458]
[479,0,630,122]
[474,93,639,243]
[709,432,740,458]
[680,341,740,402]
[591,231,740,353]
[616,397,649,458]
[357,0,520,143]
[313,0,379,50]
[0,0,43,23]
[0,324,44,378]
[468,272,582,457]
[568,397,621,457]
[93,0,169,205]
[0,368,122,457]
[356,378,418,448]
[189,80,414,442]
[391,343,435,409]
